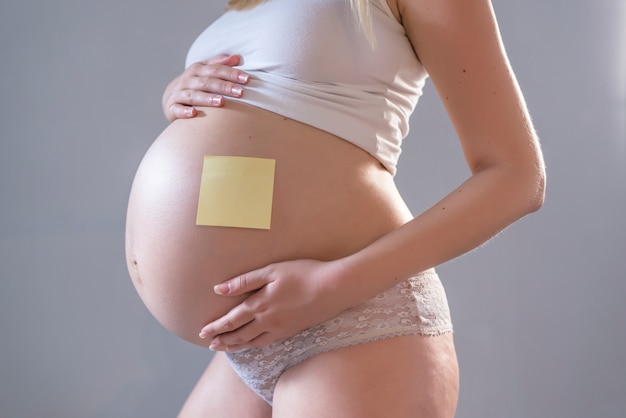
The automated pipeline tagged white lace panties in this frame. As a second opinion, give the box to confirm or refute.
[225,269,453,405]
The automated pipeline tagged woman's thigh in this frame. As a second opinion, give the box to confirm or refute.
[272,334,459,418]
[178,352,271,418]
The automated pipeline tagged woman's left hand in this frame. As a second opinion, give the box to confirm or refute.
[199,259,350,352]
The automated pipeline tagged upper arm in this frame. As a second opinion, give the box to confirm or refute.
[398,0,542,174]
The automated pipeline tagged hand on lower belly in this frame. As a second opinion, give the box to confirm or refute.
[199,258,351,352]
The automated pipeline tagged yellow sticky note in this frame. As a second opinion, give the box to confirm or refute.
[196,156,276,229]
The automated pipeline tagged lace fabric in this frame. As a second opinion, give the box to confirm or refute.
[226,269,453,404]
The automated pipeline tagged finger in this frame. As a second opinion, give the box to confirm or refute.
[216,332,274,353]
[196,63,250,85]
[168,104,196,120]
[188,58,249,85]
[199,304,254,340]
[193,76,245,97]
[209,322,266,351]
[202,54,240,67]
[214,268,269,296]
[178,88,226,107]
[218,54,243,67]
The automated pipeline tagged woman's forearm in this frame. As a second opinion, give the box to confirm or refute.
[334,160,545,304]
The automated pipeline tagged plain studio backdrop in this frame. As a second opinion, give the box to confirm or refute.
[1,1,624,417]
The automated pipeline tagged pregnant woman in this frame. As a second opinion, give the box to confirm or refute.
[125,0,545,416]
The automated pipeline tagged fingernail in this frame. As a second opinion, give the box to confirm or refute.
[199,331,208,339]
[211,96,224,106]
[231,86,243,96]
[214,283,229,295]
[208,343,217,351]
[238,73,249,83]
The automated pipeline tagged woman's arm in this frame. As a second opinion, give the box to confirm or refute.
[331,0,546,301]
[200,0,546,351]
[162,54,250,122]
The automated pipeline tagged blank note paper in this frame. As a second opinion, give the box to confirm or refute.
[196,156,276,230]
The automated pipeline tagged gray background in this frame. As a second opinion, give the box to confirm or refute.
[1,0,624,417]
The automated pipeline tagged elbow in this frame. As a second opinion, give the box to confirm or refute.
[525,136,547,213]
[472,141,546,218]
[485,159,546,218]
[520,161,546,215]
[527,172,546,213]
[503,141,547,215]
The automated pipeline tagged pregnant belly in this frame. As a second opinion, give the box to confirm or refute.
[125,102,411,347]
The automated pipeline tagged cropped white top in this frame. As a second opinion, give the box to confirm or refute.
[185,0,428,175]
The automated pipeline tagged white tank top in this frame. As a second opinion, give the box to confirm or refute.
[185,0,428,175]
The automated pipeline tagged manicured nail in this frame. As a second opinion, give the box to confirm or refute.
[238,73,249,83]
[211,96,224,106]
[231,86,243,96]
[214,283,229,295]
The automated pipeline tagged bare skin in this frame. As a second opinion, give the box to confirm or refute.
[129,0,545,416]
[178,352,271,418]
[179,335,458,418]
[273,334,459,418]
[162,54,249,122]
[125,99,413,344]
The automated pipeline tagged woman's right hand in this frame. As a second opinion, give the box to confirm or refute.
[162,54,250,122]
